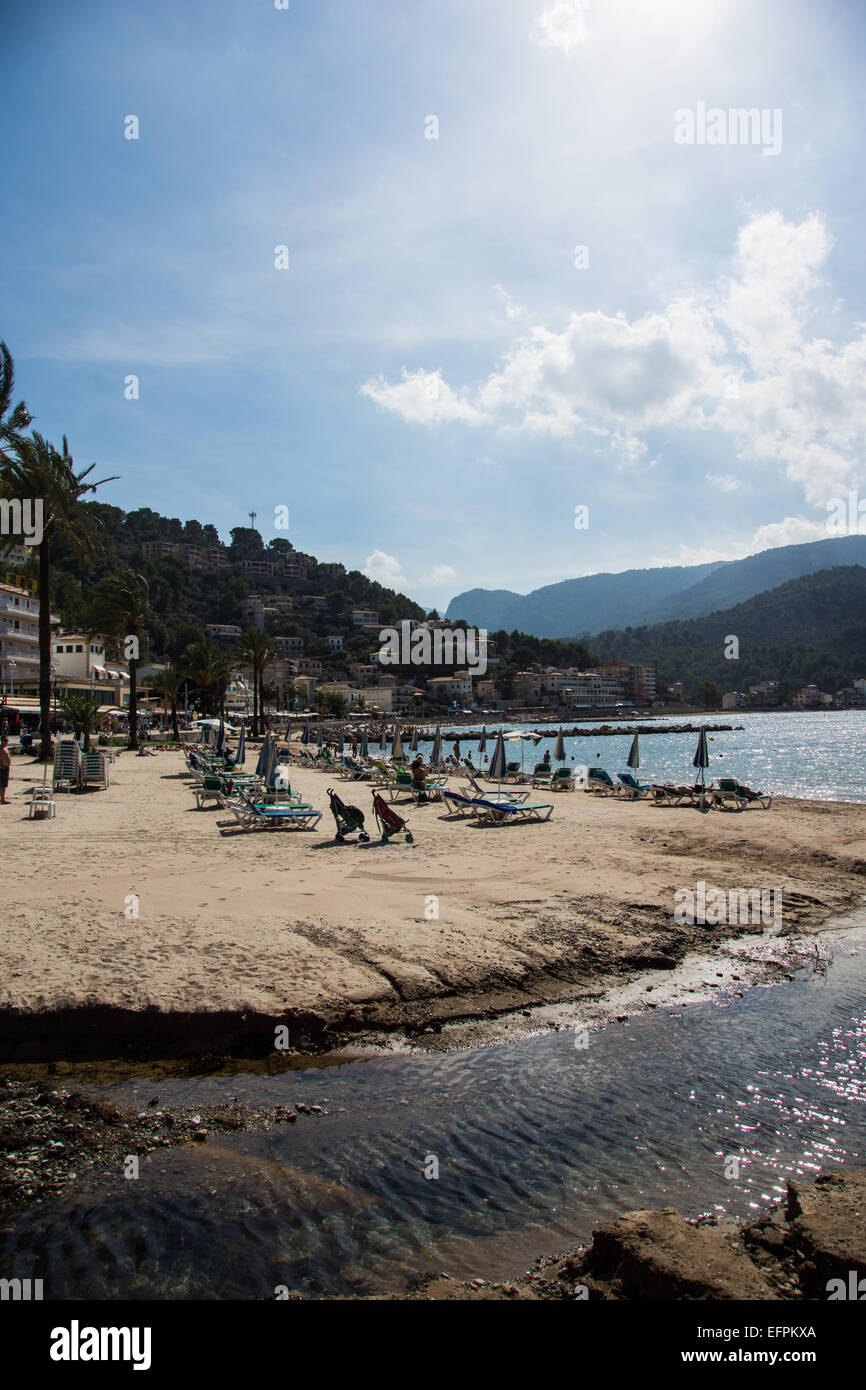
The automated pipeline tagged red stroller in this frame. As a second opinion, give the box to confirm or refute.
[372,791,414,843]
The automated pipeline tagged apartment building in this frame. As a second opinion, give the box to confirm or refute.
[598,660,656,702]
[274,635,305,658]
[0,581,58,691]
[562,671,625,707]
[206,623,242,641]
[425,672,473,702]
[141,541,228,569]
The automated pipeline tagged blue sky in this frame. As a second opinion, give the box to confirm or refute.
[3,0,866,612]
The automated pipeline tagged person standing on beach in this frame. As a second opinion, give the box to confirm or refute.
[0,736,11,805]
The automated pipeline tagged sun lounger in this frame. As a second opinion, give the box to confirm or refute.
[192,774,227,809]
[463,773,530,803]
[530,763,553,788]
[81,750,109,789]
[225,794,322,831]
[550,767,575,791]
[384,770,447,802]
[712,778,773,811]
[53,738,81,792]
[616,771,651,799]
[651,782,714,806]
[503,761,528,784]
[473,797,554,824]
[443,788,553,822]
[586,767,617,795]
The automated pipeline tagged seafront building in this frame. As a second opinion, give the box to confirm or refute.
[0,580,52,692]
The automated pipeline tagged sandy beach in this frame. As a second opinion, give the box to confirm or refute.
[2,749,866,1061]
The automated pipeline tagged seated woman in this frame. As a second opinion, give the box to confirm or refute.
[411,753,429,801]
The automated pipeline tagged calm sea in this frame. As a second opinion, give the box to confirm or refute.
[379,710,866,804]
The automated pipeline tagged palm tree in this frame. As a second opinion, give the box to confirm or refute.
[0,341,32,452]
[181,637,221,715]
[232,628,276,736]
[60,692,102,752]
[211,651,233,720]
[260,680,278,722]
[88,570,157,750]
[1,432,117,760]
[148,665,183,740]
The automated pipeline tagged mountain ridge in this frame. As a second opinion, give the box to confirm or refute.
[446,536,866,637]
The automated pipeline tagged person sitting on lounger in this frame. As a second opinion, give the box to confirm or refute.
[411,754,429,802]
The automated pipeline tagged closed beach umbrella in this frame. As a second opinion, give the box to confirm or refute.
[216,716,225,755]
[392,725,404,762]
[300,720,310,746]
[360,728,369,758]
[430,724,442,768]
[410,727,418,752]
[255,733,269,778]
[338,729,344,754]
[488,729,506,788]
[478,725,487,755]
[692,726,709,805]
[317,725,324,750]
[554,727,566,762]
[266,737,280,789]
[256,733,271,778]
[235,722,246,769]
[626,733,640,770]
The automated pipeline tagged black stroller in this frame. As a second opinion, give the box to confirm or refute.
[327,787,370,842]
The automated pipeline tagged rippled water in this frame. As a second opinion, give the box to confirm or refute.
[3,932,866,1299]
[398,710,866,802]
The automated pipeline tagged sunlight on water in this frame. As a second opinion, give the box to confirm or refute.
[402,711,866,803]
[2,935,865,1298]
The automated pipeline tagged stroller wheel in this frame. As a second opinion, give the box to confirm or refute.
[405,831,414,843]
[360,831,370,842]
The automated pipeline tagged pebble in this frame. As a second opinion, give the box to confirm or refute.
[192,1129,207,1142]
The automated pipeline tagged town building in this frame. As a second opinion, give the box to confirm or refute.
[0,582,60,692]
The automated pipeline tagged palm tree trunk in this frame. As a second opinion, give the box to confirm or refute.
[128,656,139,749]
[170,696,179,741]
[38,538,52,761]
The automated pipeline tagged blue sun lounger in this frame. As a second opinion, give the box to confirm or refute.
[225,795,322,831]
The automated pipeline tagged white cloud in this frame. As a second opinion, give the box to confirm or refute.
[362,550,407,587]
[751,516,828,550]
[359,368,486,425]
[530,1,591,56]
[426,564,458,586]
[362,211,866,518]
[706,473,741,491]
[650,543,747,567]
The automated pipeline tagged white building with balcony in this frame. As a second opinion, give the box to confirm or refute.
[0,582,59,692]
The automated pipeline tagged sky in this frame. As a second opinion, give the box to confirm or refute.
[3,0,866,613]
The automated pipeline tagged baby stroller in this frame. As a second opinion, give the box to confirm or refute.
[327,787,370,842]
[372,791,414,843]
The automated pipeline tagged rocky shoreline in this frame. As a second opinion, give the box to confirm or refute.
[390,1168,866,1301]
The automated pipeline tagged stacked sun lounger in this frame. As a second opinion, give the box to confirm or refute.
[53,738,81,792]
[81,750,110,790]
